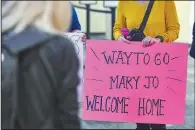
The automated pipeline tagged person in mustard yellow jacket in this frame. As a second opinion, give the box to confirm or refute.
[113,0,180,129]
[113,0,180,46]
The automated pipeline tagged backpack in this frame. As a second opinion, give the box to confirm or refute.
[1,30,53,129]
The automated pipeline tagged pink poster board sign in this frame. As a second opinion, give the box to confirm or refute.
[82,40,188,124]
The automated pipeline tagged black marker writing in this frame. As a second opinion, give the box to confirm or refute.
[143,76,159,89]
[138,98,165,116]
[154,53,170,65]
[124,52,133,64]
[143,53,150,65]
[86,95,130,114]
[133,52,144,65]
[116,51,125,64]
[101,51,171,66]
[101,51,117,64]
[163,53,170,64]
[110,75,140,89]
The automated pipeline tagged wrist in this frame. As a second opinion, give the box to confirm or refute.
[155,35,164,42]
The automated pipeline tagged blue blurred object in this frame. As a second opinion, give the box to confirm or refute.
[70,5,81,32]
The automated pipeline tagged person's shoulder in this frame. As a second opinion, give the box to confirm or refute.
[46,34,75,54]
[42,33,78,63]
[15,27,76,59]
[25,27,75,53]
[32,30,79,71]
[3,27,75,55]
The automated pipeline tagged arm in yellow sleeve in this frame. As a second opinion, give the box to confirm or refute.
[156,1,180,43]
[113,1,127,40]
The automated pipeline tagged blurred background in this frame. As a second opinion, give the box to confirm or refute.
[71,1,194,43]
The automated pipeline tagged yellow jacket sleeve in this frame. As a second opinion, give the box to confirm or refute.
[157,1,180,43]
[113,1,127,40]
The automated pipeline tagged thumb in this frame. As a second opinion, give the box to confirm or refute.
[123,38,131,44]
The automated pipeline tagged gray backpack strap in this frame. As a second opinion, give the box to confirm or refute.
[2,29,54,55]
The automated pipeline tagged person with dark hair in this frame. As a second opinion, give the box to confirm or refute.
[190,22,195,59]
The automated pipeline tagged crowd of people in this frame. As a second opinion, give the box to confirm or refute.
[1,1,194,129]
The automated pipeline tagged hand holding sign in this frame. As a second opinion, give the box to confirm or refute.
[142,36,161,47]
[83,40,188,124]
